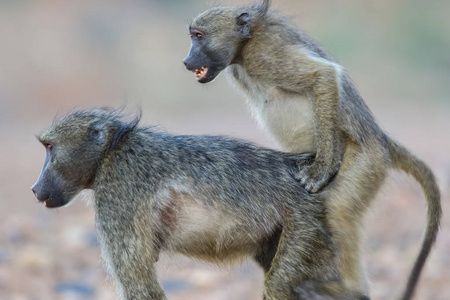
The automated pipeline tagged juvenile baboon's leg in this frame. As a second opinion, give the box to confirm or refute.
[323,141,389,296]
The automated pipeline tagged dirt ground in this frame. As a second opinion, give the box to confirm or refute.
[0,1,449,299]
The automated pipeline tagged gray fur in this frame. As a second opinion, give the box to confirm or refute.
[31,108,367,300]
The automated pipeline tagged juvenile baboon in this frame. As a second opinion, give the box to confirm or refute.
[183,1,442,299]
[31,108,366,300]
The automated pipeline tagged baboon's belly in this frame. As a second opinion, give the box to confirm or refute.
[167,195,279,263]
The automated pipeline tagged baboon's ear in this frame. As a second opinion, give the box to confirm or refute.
[89,126,106,145]
[236,12,251,38]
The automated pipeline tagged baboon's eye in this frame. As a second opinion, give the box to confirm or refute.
[45,144,53,151]
[195,32,203,40]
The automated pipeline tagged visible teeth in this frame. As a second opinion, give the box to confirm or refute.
[193,67,208,79]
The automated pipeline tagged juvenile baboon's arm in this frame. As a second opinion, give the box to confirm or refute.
[296,62,344,193]
[247,45,344,193]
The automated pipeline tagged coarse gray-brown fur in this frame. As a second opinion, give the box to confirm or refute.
[183,1,442,299]
[31,108,369,300]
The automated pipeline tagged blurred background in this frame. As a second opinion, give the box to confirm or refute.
[0,0,449,299]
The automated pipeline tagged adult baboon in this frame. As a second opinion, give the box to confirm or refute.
[32,108,362,300]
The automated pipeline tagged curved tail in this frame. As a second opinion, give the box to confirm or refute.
[386,137,442,300]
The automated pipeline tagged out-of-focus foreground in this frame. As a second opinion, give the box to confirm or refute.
[0,0,449,299]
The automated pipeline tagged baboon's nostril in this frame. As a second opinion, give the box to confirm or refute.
[31,185,39,198]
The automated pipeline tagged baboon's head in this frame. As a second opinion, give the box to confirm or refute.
[183,0,270,83]
[31,109,137,208]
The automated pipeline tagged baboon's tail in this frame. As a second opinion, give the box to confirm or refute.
[386,137,442,300]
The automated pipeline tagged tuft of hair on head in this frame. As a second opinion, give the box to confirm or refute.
[109,107,142,151]
[252,0,270,19]
[74,106,142,151]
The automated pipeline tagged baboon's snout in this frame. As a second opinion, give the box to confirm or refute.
[182,56,194,70]
[31,180,49,202]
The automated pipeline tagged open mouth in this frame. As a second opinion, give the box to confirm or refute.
[37,198,50,207]
[192,67,209,80]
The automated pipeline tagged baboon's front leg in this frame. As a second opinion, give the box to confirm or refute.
[96,198,166,300]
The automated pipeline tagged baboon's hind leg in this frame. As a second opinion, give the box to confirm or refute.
[323,141,389,297]
[262,207,351,300]
[254,227,282,273]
